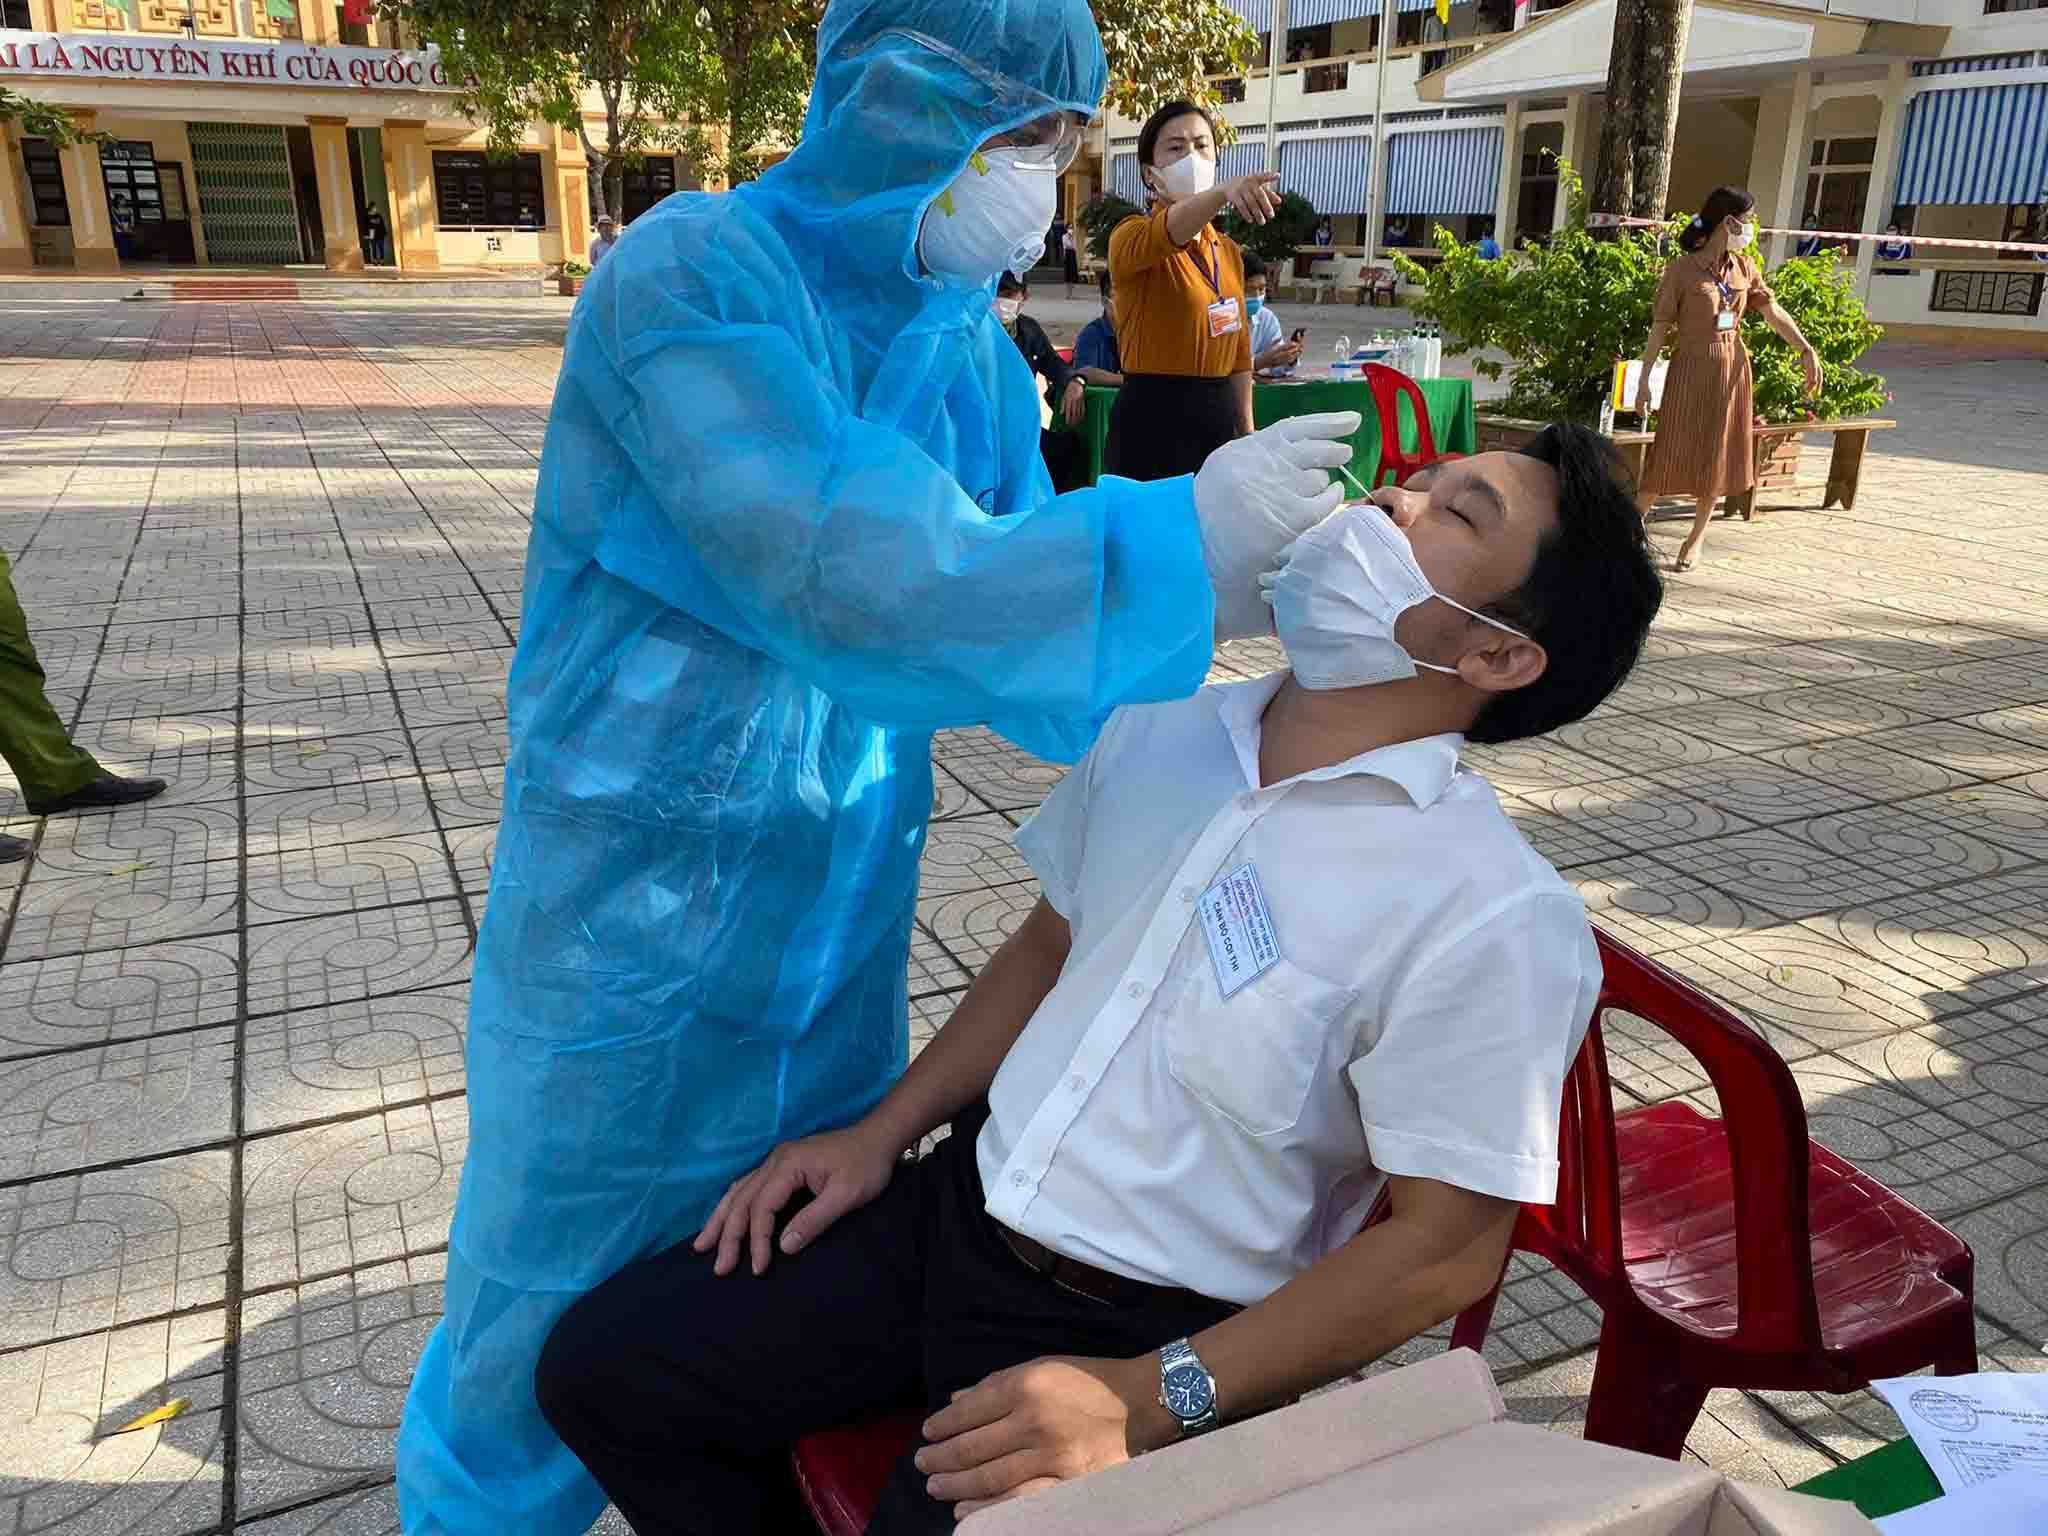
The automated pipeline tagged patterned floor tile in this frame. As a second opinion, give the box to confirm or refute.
[1506,777,1751,849]
[236,1257,444,1519]
[918,885,1041,974]
[0,1309,227,1534]
[1744,684,1932,737]
[0,1028,233,1181]
[0,1151,231,1348]
[1804,870,2048,1013]
[243,778,439,859]
[1656,924,1934,1055]
[442,824,494,894]
[241,1100,466,1291]
[1760,738,1974,807]
[909,922,972,999]
[918,813,1034,896]
[1645,756,1872,825]
[242,731,420,796]
[236,1484,402,1534]
[1648,828,1881,921]
[243,902,474,1019]
[418,764,503,828]
[1791,798,2030,883]
[1654,700,1833,754]
[8,857,242,958]
[29,800,242,878]
[1565,855,1771,957]
[1948,1188,2048,1338]
[1863,721,2043,782]
[929,762,978,821]
[0,936,241,1056]
[931,726,1065,814]
[245,836,458,924]
[1549,714,1734,775]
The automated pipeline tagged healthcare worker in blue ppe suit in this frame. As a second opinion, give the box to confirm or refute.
[394,2,1357,1531]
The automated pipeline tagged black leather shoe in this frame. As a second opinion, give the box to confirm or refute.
[27,773,170,816]
[0,833,28,864]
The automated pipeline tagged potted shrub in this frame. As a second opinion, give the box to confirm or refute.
[558,260,591,297]
[1397,161,1886,467]
[1743,252,1886,486]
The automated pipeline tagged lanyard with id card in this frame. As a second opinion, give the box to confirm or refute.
[1715,273,1738,332]
[1190,237,1243,340]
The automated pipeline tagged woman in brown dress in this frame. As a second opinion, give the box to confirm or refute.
[1633,186,1823,571]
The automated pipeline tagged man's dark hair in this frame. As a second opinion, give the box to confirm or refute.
[1240,249,1267,281]
[998,271,1026,295]
[1137,100,1219,175]
[1467,424,1663,745]
[1097,266,1113,299]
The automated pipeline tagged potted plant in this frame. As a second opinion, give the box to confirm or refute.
[558,260,591,297]
[1743,253,1886,486]
[1397,161,1886,466]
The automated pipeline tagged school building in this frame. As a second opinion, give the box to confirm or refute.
[0,0,701,275]
[1080,0,2048,343]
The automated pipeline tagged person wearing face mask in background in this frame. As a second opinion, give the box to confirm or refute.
[1105,100,1282,479]
[1071,266,1123,385]
[394,5,1365,1533]
[1632,185,1823,573]
[1240,250,1302,374]
[996,270,1090,492]
[534,429,1663,1536]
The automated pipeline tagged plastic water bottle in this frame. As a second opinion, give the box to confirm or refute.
[1428,323,1443,378]
[1331,334,1353,378]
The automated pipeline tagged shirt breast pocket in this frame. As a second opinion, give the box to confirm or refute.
[1166,961,1356,1138]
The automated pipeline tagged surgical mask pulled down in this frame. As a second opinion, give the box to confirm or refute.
[918,149,1056,283]
[1262,502,1530,690]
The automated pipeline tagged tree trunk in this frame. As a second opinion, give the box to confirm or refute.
[1591,0,1693,221]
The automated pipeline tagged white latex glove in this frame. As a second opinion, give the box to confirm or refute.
[1193,411,1361,641]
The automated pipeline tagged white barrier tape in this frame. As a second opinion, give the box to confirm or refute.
[1584,211,2048,257]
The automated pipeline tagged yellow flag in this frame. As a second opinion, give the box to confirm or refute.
[1435,0,1452,21]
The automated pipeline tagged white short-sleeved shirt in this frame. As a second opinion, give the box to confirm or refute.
[1249,302,1284,360]
[976,672,1600,1306]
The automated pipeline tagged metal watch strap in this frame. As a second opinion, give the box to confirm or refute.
[1158,1337,1220,1436]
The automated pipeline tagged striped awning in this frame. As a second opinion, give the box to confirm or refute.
[1110,152,1143,203]
[1226,0,1441,29]
[1278,136,1372,214]
[1385,125,1502,215]
[1220,139,1271,179]
[1895,82,2048,207]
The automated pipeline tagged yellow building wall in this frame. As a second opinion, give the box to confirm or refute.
[94,116,210,263]
[1665,97,1760,220]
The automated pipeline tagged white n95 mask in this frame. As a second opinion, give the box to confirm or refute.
[1153,152,1216,199]
[918,148,1056,283]
[1262,502,1530,690]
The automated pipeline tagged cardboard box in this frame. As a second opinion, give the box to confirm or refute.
[963,1349,1876,1535]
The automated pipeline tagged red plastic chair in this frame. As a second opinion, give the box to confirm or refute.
[789,928,1979,1528]
[1448,929,1977,1459]
[1360,361,1441,488]
[1055,345,1074,365]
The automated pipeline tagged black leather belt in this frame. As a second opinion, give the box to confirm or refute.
[997,1225,1210,1311]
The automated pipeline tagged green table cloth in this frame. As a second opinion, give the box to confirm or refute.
[1793,1437,1943,1520]
[1058,376,1477,490]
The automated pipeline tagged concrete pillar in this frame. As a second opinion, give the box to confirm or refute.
[306,116,365,273]
[544,122,591,265]
[1751,70,1812,266]
[0,130,36,272]
[56,113,118,273]
[1494,99,1523,247]
[1854,62,1910,293]
[1555,92,1591,231]
[381,119,441,273]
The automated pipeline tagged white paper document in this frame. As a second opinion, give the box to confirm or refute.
[1872,1372,2048,1495]
[1873,1468,2048,1534]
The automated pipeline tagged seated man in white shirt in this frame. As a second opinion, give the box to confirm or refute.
[1241,250,1302,374]
[535,425,1665,1536]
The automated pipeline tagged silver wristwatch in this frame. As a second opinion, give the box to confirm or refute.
[1157,1337,1220,1437]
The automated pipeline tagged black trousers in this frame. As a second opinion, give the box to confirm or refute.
[536,1110,1236,1536]
[1103,373,1238,482]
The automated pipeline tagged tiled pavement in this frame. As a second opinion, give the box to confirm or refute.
[1,298,2045,1532]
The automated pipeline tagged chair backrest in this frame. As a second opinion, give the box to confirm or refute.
[1328,255,1369,287]
[1552,930,1824,1356]
[1359,363,1439,476]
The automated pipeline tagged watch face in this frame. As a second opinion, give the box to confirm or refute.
[1163,1361,1215,1420]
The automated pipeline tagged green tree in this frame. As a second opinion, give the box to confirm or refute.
[1,88,100,147]
[1221,191,1318,264]
[1092,0,1258,125]
[1397,161,1885,426]
[668,1,821,188]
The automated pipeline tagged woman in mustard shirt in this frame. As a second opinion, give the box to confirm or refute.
[1105,102,1281,480]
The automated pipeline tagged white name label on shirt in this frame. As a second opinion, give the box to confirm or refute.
[1198,863,1282,999]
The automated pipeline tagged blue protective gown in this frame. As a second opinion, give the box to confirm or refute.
[395,4,1217,1532]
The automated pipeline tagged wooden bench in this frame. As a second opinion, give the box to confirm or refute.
[1726,418,1896,518]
